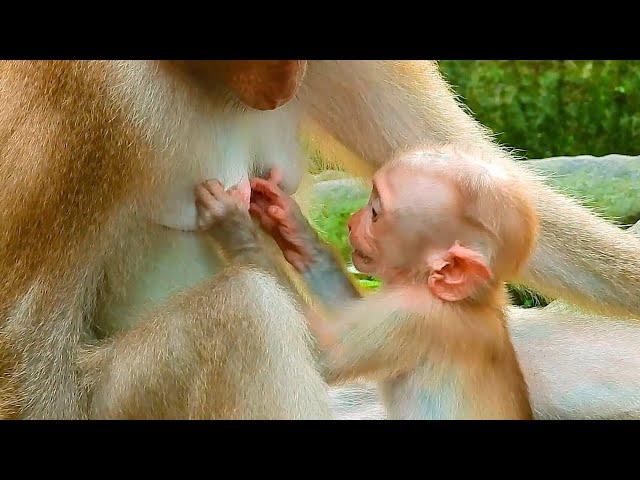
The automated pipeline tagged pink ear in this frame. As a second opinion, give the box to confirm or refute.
[427,242,493,302]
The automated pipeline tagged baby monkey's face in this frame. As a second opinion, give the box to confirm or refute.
[347,186,384,276]
[347,161,493,302]
[347,165,450,281]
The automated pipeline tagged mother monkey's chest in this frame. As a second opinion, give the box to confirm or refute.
[94,60,308,335]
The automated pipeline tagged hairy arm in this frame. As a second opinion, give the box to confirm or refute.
[315,292,501,386]
[250,176,361,310]
[300,253,362,309]
[195,179,281,273]
[312,296,420,384]
[292,216,362,310]
[300,60,640,319]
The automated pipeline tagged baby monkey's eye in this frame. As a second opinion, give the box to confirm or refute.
[371,205,378,222]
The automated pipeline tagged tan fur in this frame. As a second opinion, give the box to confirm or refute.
[84,267,331,419]
[0,60,639,419]
[382,143,539,280]
[314,292,533,419]
[306,151,535,419]
[0,60,326,419]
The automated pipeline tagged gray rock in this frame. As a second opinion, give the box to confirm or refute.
[627,219,640,237]
[311,170,354,183]
[526,154,640,225]
[307,171,370,208]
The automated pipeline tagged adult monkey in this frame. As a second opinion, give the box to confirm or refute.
[1,60,640,419]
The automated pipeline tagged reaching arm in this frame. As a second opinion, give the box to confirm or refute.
[299,244,362,310]
[311,290,500,384]
[314,292,509,389]
[250,175,361,309]
[311,296,420,384]
[300,60,640,319]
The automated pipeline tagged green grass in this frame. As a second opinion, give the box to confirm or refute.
[307,196,366,265]
[306,194,384,293]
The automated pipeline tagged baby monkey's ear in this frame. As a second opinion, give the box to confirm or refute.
[426,241,493,302]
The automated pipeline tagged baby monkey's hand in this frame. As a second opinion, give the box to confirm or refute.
[250,168,323,272]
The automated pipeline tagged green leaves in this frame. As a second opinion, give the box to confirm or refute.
[439,60,640,160]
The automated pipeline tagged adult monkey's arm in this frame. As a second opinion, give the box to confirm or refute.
[300,60,640,319]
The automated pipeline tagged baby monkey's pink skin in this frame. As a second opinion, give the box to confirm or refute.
[248,144,538,419]
[251,146,536,305]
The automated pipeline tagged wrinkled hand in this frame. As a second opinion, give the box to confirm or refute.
[249,168,319,272]
[195,178,250,231]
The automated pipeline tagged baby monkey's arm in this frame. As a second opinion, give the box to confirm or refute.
[249,172,421,383]
[250,172,361,309]
[317,295,507,387]
[311,296,422,383]
[195,177,417,387]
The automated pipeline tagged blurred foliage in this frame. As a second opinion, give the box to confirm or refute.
[308,198,381,293]
[311,196,365,265]
[438,60,640,158]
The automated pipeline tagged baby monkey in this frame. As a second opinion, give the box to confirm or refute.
[197,144,538,420]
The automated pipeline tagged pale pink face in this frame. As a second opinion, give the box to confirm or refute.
[347,167,436,280]
[347,184,385,276]
[347,162,492,299]
[348,151,504,301]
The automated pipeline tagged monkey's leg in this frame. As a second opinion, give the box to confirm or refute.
[80,266,332,419]
[508,303,640,420]
[301,60,640,319]
[85,175,331,418]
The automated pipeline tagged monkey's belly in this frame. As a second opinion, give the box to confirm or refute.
[380,370,461,420]
[95,227,225,334]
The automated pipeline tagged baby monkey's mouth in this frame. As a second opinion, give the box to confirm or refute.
[352,249,373,265]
